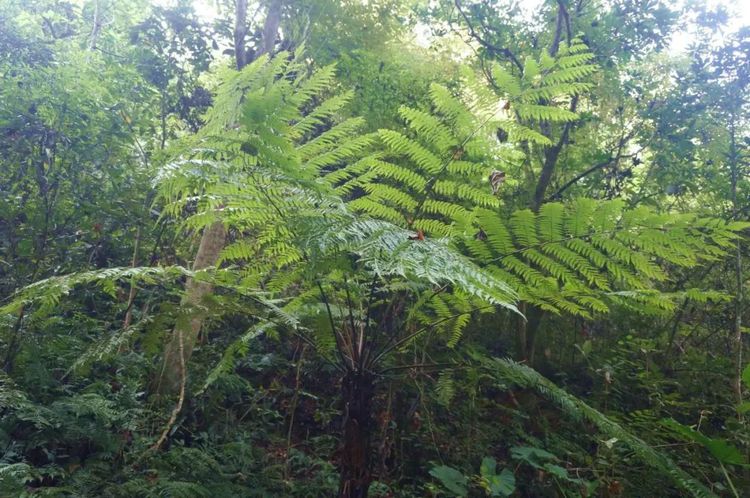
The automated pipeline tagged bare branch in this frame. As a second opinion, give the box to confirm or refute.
[453,0,523,72]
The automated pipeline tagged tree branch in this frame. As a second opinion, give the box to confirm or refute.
[548,158,615,200]
[547,129,639,201]
[532,95,579,210]
[453,0,523,72]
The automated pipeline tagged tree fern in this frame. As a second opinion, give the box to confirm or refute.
[144,52,522,376]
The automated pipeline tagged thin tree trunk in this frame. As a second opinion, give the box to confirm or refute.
[518,304,543,364]
[284,342,307,479]
[157,220,226,395]
[532,95,578,211]
[89,0,102,50]
[729,115,744,408]
[156,0,283,396]
[531,2,575,211]
[260,0,282,58]
[122,225,141,330]
[516,302,527,360]
[733,234,743,406]
[234,0,248,69]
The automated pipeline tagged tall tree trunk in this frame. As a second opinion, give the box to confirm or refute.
[531,96,578,212]
[733,226,743,407]
[156,0,283,396]
[233,0,248,69]
[338,371,374,498]
[531,1,576,210]
[260,0,282,57]
[729,114,744,408]
[157,220,226,394]
[89,0,102,50]
[520,6,576,360]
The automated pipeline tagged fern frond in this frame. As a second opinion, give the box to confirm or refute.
[469,200,743,317]
[378,129,443,175]
[399,106,458,155]
[515,104,579,122]
[484,356,716,498]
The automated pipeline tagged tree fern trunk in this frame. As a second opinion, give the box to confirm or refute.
[338,371,374,498]
[521,304,543,364]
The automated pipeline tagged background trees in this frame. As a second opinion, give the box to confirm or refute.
[1,1,749,497]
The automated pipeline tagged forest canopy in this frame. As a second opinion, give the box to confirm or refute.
[1,0,749,497]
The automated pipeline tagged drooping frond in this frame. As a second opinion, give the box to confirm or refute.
[0,266,194,317]
[484,356,716,498]
[297,212,518,312]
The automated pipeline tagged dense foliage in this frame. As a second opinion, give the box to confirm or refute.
[1,0,749,497]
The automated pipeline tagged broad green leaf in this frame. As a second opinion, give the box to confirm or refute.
[429,465,468,497]
[742,363,750,386]
[487,468,516,497]
[480,457,497,478]
[511,445,556,468]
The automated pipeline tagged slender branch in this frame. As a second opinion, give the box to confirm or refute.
[367,285,448,367]
[150,322,186,452]
[720,461,740,498]
[290,329,344,373]
[41,16,59,39]
[359,274,379,368]
[549,127,641,201]
[363,274,378,338]
[343,276,360,365]
[284,342,307,479]
[318,281,339,339]
[532,95,579,211]
[453,0,523,72]
[548,156,623,201]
